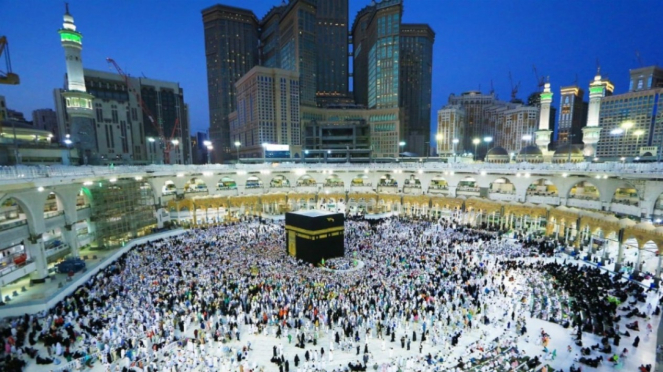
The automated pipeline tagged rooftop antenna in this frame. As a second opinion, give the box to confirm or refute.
[490,80,494,95]
[635,50,644,67]
[596,58,601,75]
[532,65,545,92]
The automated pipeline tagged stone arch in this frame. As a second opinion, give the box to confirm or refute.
[217,177,237,190]
[611,183,639,206]
[77,187,92,209]
[653,192,663,219]
[297,174,317,187]
[184,177,208,193]
[457,176,479,192]
[324,174,344,187]
[245,176,263,189]
[43,191,65,221]
[429,176,449,190]
[527,178,558,196]
[0,194,40,235]
[568,180,600,201]
[270,175,290,188]
[351,173,368,187]
[489,177,515,194]
[404,174,421,188]
[378,173,398,187]
[162,180,177,195]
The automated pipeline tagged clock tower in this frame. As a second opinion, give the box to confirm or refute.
[582,68,614,157]
[58,4,96,163]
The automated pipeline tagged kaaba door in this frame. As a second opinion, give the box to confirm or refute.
[288,231,297,256]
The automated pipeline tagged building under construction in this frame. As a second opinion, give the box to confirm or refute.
[89,178,156,249]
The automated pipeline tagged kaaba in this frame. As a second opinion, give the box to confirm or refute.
[285,210,345,264]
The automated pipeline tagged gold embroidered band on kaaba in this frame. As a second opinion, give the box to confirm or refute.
[285,225,345,240]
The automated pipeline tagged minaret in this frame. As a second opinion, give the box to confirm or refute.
[582,68,614,157]
[58,4,96,162]
[535,81,553,155]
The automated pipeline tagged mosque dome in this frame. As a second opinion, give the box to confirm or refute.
[552,144,584,163]
[485,146,510,163]
[516,146,544,163]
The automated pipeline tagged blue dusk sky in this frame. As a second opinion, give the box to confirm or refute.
[2,0,662,139]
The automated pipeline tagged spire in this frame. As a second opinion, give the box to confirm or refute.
[65,2,70,15]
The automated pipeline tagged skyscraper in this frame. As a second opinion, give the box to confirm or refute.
[400,24,435,154]
[595,66,663,159]
[447,91,496,153]
[204,0,430,160]
[352,0,402,110]
[277,0,318,107]
[314,0,350,105]
[554,85,587,148]
[229,66,300,158]
[32,109,58,140]
[202,5,260,162]
[351,0,435,155]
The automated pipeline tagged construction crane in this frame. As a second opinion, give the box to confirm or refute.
[0,36,20,85]
[508,72,520,102]
[106,57,180,164]
[532,65,544,92]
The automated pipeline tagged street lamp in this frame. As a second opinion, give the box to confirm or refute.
[206,145,213,164]
[399,141,406,158]
[522,134,532,146]
[64,138,73,165]
[472,138,480,161]
[483,136,493,148]
[147,137,156,164]
[233,141,241,164]
[435,133,443,157]
[621,121,634,157]
[452,138,459,162]
[633,129,644,156]
[171,139,180,164]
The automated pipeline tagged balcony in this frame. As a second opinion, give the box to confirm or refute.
[610,202,641,217]
[0,260,36,284]
[377,184,398,193]
[527,195,560,205]
[567,197,601,210]
[76,202,90,210]
[212,188,238,197]
[456,186,480,197]
[0,218,27,232]
[45,242,70,258]
[428,186,449,195]
[488,192,516,202]
[296,186,318,193]
[184,188,208,195]
[44,212,65,230]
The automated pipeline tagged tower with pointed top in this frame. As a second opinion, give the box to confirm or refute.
[535,81,553,155]
[582,69,614,157]
[58,4,96,163]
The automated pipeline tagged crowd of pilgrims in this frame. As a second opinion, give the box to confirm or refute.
[0,215,660,372]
